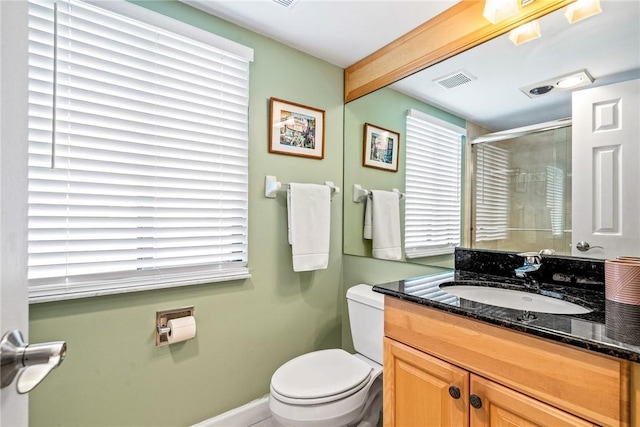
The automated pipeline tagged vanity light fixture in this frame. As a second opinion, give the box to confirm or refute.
[564,0,602,24]
[483,0,520,24]
[508,19,541,45]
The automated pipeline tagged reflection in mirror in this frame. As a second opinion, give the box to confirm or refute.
[391,1,639,131]
[343,0,639,264]
[471,122,572,255]
[343,87,464,269]
[402,270,456,300]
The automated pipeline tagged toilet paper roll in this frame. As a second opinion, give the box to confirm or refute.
[167,316,196,344]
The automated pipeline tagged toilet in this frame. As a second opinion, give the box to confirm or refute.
[269,284,384,427]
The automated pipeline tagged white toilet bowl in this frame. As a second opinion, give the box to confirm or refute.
[269,350,382,427]
[268,285,385,427]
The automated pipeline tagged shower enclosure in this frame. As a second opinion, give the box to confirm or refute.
[470,120,572,255]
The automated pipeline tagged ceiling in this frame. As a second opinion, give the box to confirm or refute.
[391,0,640,131]
[184,0,640,132]
[181,0,459,68]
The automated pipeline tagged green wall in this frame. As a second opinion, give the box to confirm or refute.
[28,2,344,426]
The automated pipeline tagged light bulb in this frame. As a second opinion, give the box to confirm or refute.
[483,0,520,24]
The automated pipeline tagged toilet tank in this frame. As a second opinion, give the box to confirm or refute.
[346,284,384,365]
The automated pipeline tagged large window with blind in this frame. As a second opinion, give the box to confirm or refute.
[404,109,465,258]
[27,0,253,302]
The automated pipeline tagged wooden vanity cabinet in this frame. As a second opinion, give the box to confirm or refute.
[469,374,596,427]
[385,338,598,426]
[383,297,635,427]
[384,338,468,426]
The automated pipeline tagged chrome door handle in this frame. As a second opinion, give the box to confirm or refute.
[1,329,66,394]
[576,241,604,252]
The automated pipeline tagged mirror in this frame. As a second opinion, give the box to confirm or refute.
[343,86,463,268]
[344,1,640,264]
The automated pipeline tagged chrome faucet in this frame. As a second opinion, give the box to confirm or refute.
[514,252,542,287]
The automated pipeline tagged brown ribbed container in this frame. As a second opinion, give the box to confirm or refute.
[617,256,640,262]
[605,258,640,345]
[604,259,640,305]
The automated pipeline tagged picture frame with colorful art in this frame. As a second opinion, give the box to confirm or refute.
[362,123,400,172]
[269,97,325,159]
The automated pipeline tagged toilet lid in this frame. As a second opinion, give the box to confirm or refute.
[271,349,372,400]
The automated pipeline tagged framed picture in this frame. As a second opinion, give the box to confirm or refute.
[362,123,400,172]
[269,97,325,159]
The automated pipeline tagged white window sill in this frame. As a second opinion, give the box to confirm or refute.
[29,268,251,304]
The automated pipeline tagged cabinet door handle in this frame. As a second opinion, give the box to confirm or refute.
[448,385,461,399]
[470,394,483,409]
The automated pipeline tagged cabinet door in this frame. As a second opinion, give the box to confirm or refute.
[469,375,597,427]
[384,338,468,427]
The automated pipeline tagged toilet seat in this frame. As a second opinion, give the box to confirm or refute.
[270,349,373,405]
[269,352,383,427]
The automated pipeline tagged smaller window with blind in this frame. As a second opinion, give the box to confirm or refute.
[27,0,253,302]
[404,109,465,258]
[474,144,509,242]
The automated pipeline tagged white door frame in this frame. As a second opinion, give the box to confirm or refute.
[1,1,31,425]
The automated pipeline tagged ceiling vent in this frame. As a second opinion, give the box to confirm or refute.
[433,70,477,89]
[272,0,299,8]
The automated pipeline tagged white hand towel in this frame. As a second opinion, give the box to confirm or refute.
[287,183,331,272]
[363,194,372,240]
[370,190,402,260]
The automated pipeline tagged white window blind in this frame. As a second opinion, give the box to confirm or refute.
[546,165,565,236]
[474,145,509,242]
[27,0,253,302]
[405,109,465,258]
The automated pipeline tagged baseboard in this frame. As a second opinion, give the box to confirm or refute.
[192,396,271,427]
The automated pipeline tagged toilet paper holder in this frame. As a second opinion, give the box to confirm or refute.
[156,306,195,347]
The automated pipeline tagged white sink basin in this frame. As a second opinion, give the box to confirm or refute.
[439,285,592,314]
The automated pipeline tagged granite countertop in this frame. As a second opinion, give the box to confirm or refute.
[373,269,640,362]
